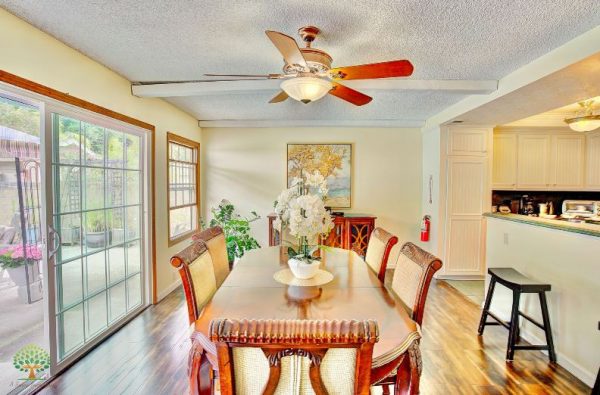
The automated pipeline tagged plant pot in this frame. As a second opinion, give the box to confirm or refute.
[7,261,40,287]
[288,258,320,280]
[86,231,106,248]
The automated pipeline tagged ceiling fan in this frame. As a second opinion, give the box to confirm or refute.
[134,26,414,106]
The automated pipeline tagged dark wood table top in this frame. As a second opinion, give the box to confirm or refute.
[194,246,419,361]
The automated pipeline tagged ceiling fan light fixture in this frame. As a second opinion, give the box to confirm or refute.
[565,100,600,132]
[280,77,332,104]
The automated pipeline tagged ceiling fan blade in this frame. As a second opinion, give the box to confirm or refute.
[328,82,372,106]
[269,90,289,103]
[330,60,414,80]
[265,30,309,71]
[204,73,284,79]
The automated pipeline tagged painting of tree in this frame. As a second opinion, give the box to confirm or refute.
[287,143,352,208]
[13,344,50,380]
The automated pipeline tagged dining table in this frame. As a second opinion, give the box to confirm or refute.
[189,246,422,395]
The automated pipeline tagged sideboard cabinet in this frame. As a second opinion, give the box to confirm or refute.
[267,214,376,257]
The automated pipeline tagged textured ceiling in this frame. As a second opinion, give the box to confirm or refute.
[2,0,600,124]
[505,95,600,127]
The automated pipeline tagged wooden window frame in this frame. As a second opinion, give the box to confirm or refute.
[167,132,200,246]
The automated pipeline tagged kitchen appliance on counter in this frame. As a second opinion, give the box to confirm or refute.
[519,195,536,215]
[560,200,600,223]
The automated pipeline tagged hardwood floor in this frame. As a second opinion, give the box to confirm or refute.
[38,278,591,395]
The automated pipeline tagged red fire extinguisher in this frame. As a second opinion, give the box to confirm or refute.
[420,215,431,242]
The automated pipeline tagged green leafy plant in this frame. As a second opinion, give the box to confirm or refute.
[207,199,260,263]
[86,211,107,232]
[13,344,50,380]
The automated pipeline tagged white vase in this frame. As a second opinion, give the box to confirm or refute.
[7,262,40,287]
[288,258,320,279]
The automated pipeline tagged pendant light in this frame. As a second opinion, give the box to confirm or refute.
[564,100,600,132]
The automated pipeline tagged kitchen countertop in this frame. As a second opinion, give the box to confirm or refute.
[483,212,600,238]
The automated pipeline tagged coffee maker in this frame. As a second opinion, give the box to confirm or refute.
[519,195,535,215]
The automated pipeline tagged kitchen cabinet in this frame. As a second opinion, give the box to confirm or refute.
[516,134,551,189]
[492,134,517,188]
[443,155,488,276]
[493,130,587,191]
[586,131,600,190]
[447,127,489,156]
[550,134,585,189]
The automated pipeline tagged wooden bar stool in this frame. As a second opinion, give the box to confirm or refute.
[478,268,556,363]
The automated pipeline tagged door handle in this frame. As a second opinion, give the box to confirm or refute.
[48,225,61,258]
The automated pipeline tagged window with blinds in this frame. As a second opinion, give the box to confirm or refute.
[167,133,200,245]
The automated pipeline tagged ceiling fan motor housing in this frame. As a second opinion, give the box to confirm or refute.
[283,48,332,74]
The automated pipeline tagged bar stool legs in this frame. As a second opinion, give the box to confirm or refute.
[539,292,557,363]
[506,290,521,361]
[478,268,556,363]
[478,278,496,335]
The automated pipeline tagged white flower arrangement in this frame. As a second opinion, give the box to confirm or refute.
[273,170,334,261]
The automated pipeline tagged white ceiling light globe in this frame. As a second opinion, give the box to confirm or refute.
[566,118,600,132]
[281,77,332,104]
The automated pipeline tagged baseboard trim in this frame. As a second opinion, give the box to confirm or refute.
[519,329,595,387]
[157,279,182,302]
[437,275,484,280]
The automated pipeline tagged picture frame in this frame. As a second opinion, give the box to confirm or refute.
[286,143,353,209]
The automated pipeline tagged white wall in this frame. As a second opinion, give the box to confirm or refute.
[486,217,600,386]
[202,127,423,262]
[421,126,442,256]
[0,8,202,300]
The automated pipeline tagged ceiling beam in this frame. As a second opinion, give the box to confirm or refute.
[197,119,425,128]
[131,79,498,98]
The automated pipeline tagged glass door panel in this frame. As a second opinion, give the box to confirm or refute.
[51,112,145,362]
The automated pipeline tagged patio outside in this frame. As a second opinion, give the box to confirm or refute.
[0,96,46,394]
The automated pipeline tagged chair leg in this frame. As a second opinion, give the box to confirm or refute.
[478,278,496,335]
[382,384,390,395]
[506,290,521,361]
[539,291,557,363]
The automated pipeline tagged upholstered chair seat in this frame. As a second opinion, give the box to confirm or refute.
[364,227,398,282]
[210,319,379,395]
[193,226,230,287]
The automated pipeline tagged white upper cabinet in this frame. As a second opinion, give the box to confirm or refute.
[516,134,551,189]
[493,129,590,191]
[492,134,517,189]
[586,131,600,190]
[447,127,489,156]
[550,134,585,189]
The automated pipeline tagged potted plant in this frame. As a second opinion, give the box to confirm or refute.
[273,170,333,279]
[85,212,106,248]
[202,200,261,264]
[0,244,42,286]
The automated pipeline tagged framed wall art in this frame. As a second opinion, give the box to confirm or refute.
[287,143,352,209]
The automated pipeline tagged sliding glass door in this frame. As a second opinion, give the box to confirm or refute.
[0,83,152,391]
[46,107,150,368]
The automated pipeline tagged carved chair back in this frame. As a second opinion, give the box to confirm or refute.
[193,226,230,287]
[170,241,217,324]
[210,319,379,395]
[364,227,399,282]
[390,242,443,326]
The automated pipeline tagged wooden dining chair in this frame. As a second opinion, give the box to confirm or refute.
[210,318,379,395]
[364,227,399,282]
[193,226,230,287]
[170,240,217,325]
[372,241,442,394]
